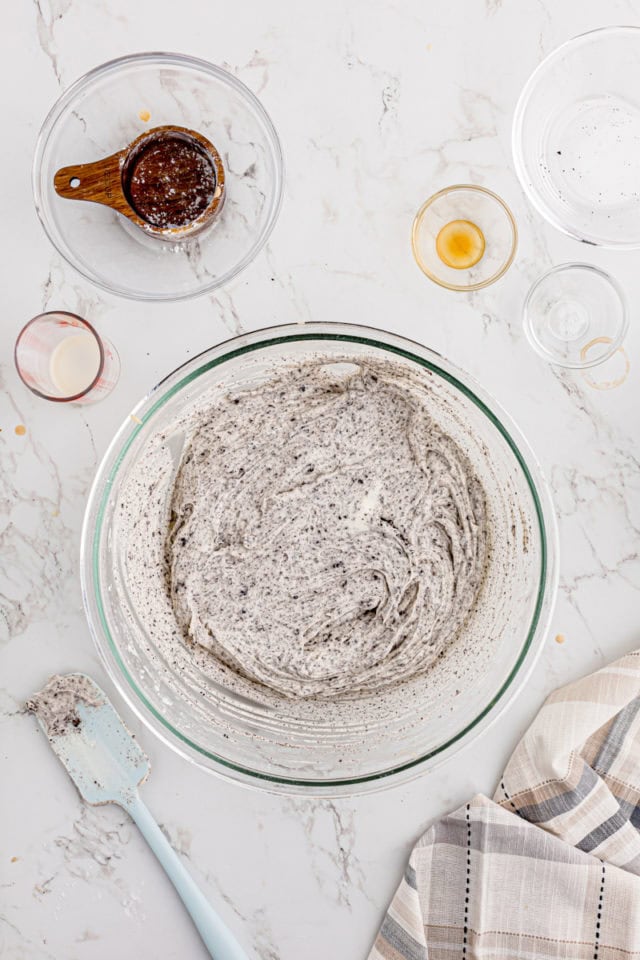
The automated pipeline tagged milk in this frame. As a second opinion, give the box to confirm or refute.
[49,332,101,397]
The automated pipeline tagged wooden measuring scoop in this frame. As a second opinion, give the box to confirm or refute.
[54,125,225,241]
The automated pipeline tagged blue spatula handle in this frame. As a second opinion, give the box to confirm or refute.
[126,794,249,960]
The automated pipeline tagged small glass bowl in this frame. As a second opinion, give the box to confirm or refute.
[33,53,284,302]
[523,263,628,368]
[513,27,640,247]
[412,185,517,291]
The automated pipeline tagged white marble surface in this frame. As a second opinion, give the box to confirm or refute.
[2,2,640,957]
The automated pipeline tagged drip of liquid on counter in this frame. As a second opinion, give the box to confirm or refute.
[49,332,101,396]
[436,219,485,269]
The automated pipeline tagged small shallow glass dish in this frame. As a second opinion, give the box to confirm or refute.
[513,27,640,247]
[412,185,517,291]
[33,53,284,301]
[523,263,628,368]
[81,323,558,796]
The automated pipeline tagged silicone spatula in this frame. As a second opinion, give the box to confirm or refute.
[27,673,248,960]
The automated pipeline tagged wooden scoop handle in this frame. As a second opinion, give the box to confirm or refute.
[54,151,131,216]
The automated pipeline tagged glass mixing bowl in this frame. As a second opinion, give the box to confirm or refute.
[513,27,640,247]
[81,323,558,795]
[33,53,284,301]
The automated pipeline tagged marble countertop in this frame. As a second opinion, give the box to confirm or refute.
[2,1,640,957]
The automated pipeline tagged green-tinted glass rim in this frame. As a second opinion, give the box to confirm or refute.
[91,330,549,788]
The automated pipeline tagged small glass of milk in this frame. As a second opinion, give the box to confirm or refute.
[14,312,119,404]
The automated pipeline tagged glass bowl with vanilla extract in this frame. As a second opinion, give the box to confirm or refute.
[412,185,517,291]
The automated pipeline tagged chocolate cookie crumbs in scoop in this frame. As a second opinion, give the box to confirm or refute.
[54,125,225,241]
[123,132,218,229]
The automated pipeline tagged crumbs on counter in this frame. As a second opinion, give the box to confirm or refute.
[555,634,566,645]
[14,424,27,436]
[130,414,143,425]
[138,109,151,122]
[10,856,18,863]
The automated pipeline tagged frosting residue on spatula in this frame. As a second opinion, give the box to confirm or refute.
[26,674,105,738]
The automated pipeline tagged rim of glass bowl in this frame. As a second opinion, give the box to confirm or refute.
[523,263,630,369]
[512,26,640,249]
[32,52,285,302]
[81,322,558,795]
[411,185,518,292]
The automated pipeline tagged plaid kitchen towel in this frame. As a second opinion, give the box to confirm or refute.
[368,648,640,959]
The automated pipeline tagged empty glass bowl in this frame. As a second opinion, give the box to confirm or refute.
[523,264,628,368]
[81,322,557,795]
[33,53,284,301]
[513,27,640,247]
[412,185,517,291]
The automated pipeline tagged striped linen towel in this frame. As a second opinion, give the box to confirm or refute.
[368,648,640,959]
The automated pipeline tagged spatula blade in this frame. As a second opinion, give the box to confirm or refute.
[27,673,149,807]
